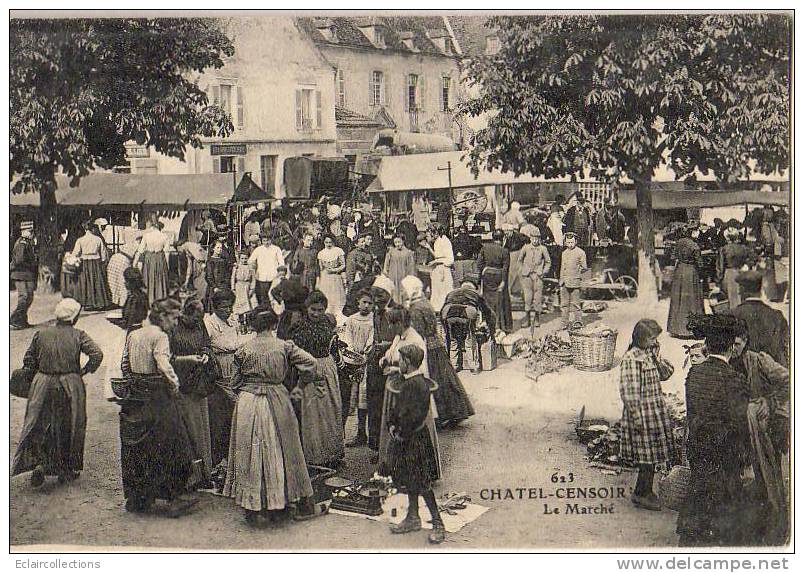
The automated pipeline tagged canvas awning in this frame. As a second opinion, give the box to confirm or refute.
[617,189,789,210]
[373,130,458,154]
[10,173,270,211]
[366,151,592,193]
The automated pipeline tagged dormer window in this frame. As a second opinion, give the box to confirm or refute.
[358,24,386,49]
[398,31,418,52]
[314,18,338,43]
[485,35,501,55]
[426,29,452,55]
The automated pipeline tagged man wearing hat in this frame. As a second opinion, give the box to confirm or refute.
[441,274,497,373]
[558,232,588,328]
[728,270,789,365]
[562,193,595,246]
[518,224,552,328]
[11,222,37,330]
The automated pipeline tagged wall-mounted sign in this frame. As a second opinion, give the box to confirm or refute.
[210,143,247,156]
[125,145,150,158]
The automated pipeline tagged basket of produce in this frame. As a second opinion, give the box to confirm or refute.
[658,465,691,512]
[569,324,618,371]
[542,333,574,364]
[341,348,367,367]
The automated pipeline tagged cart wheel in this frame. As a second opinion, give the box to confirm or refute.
[614,275,638,300]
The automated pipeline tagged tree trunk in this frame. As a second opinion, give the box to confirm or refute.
[635,179,659,302]
[36,178,61,294]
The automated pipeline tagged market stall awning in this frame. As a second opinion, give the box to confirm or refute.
[617,189,789,210]
[373,130,458,153]
[10,173,269,211]
[366,151,591,193]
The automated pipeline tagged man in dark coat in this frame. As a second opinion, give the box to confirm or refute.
[562,194,595,246]
[728,271,789,366]
[11,223,37,330]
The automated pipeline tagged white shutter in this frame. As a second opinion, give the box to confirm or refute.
[404,76,409,112]
[236,86,244,128]
[419,76,425,111]
[237,157,245,175]
[212,84,220,105]
[369,71,375,106]
[295,89,303,130]
[212,156,221,173]
[315,90,323,129]
[382,73,388,106]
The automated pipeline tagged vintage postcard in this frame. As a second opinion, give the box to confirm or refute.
[7,8,792,555]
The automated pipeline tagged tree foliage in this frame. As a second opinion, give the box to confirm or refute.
[461,13,790,185]
[10,17,236,193]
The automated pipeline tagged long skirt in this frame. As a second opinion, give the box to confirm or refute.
[107,253,132,307]
[388,427,440,493]
[176,393,213,481]
[208,351,236,468]
[60,270,80,301]
[318,272,346,316]
[298,356,344,466]
[378,373,441,480]
[482,268,513,333]
[427,341,475,423]
[722,268,742,309]
[224,388,313,511]
[75,259,112,310]
[141,251,169,305]
[761,257,779,302]
[452,259,475,288]
[667,262,704,338]
[430,264,454,312]
[119,382,193,503]
[12,373,87,477]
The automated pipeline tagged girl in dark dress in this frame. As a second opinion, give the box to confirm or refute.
[12,298,104,486]
[205,240,232,312]
[122,267,149,330]
[386,344,445,544]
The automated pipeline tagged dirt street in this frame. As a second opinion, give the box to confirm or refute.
[10,292,683,550]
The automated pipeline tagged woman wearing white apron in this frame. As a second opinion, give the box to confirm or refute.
[428,226,455,312]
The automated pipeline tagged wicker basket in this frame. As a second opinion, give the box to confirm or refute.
[569,328,618,371]
[110,378,131,400]
[658,465,691,512]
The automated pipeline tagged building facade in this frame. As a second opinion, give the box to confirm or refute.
[298,16,463,156]
[127,17,338,198]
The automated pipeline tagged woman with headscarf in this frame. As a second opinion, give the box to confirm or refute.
[71,221,112,310]
[383,235,417,305]
[205,240,232,313]
[170,299,217,486]
[316,235,347,316]
[477,229,513,333]
[377,306,442,479]
[402,275,474,429]
[365,276,397,457]
[12,299,104,487]
[667,224,705,338]
[107,233,143,307]
[618,319,676,511]
[118,298,201,516]
[224,306,320,526]
[289,290,345,468]
[677,314,752,547]
[122,268,149,331]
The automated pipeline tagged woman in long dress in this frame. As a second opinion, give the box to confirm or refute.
[667,226,705,338]
[289,290,345,467]
[291,232,320,293]
[170,299,216,486]
[205,240,232,313]
[134,220,170,305]
[177,241,208,303]
[377,306,441,480]
[12,299,104,486]
[118,298,200,516]
[477,229,513,333]
[316,236,347,316]
[107,235,142,307]
[230,250,256,318]
[72,221,113,310]
[402,275,474,429]
[428,226,455,312]
[224,306,319,526]
[383,235,417,305]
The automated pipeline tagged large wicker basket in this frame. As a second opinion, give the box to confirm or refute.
[569,328,618,371]
[658,465,690,512]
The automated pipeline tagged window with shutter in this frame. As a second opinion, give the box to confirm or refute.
[441,76,451,112]
[237,157,245,175]
[236,86,244,128]
[295,89,303,130]
[212,84,221,106]
[212,156,221,173]
[315,90,322,129]
[419,76,425,111]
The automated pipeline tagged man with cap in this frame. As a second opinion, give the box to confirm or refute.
[728,270,789,366]
[558,232,588,328]
[562,193,595,246]
[11,222,37,330]
[518,224,552,329]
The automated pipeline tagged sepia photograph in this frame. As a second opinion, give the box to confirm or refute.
[7,6,793,555]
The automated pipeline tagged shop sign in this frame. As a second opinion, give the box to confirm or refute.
[125,145,150,158]
[210,143,247,156]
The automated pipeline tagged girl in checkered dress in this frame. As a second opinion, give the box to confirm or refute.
[618,319,676,511]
